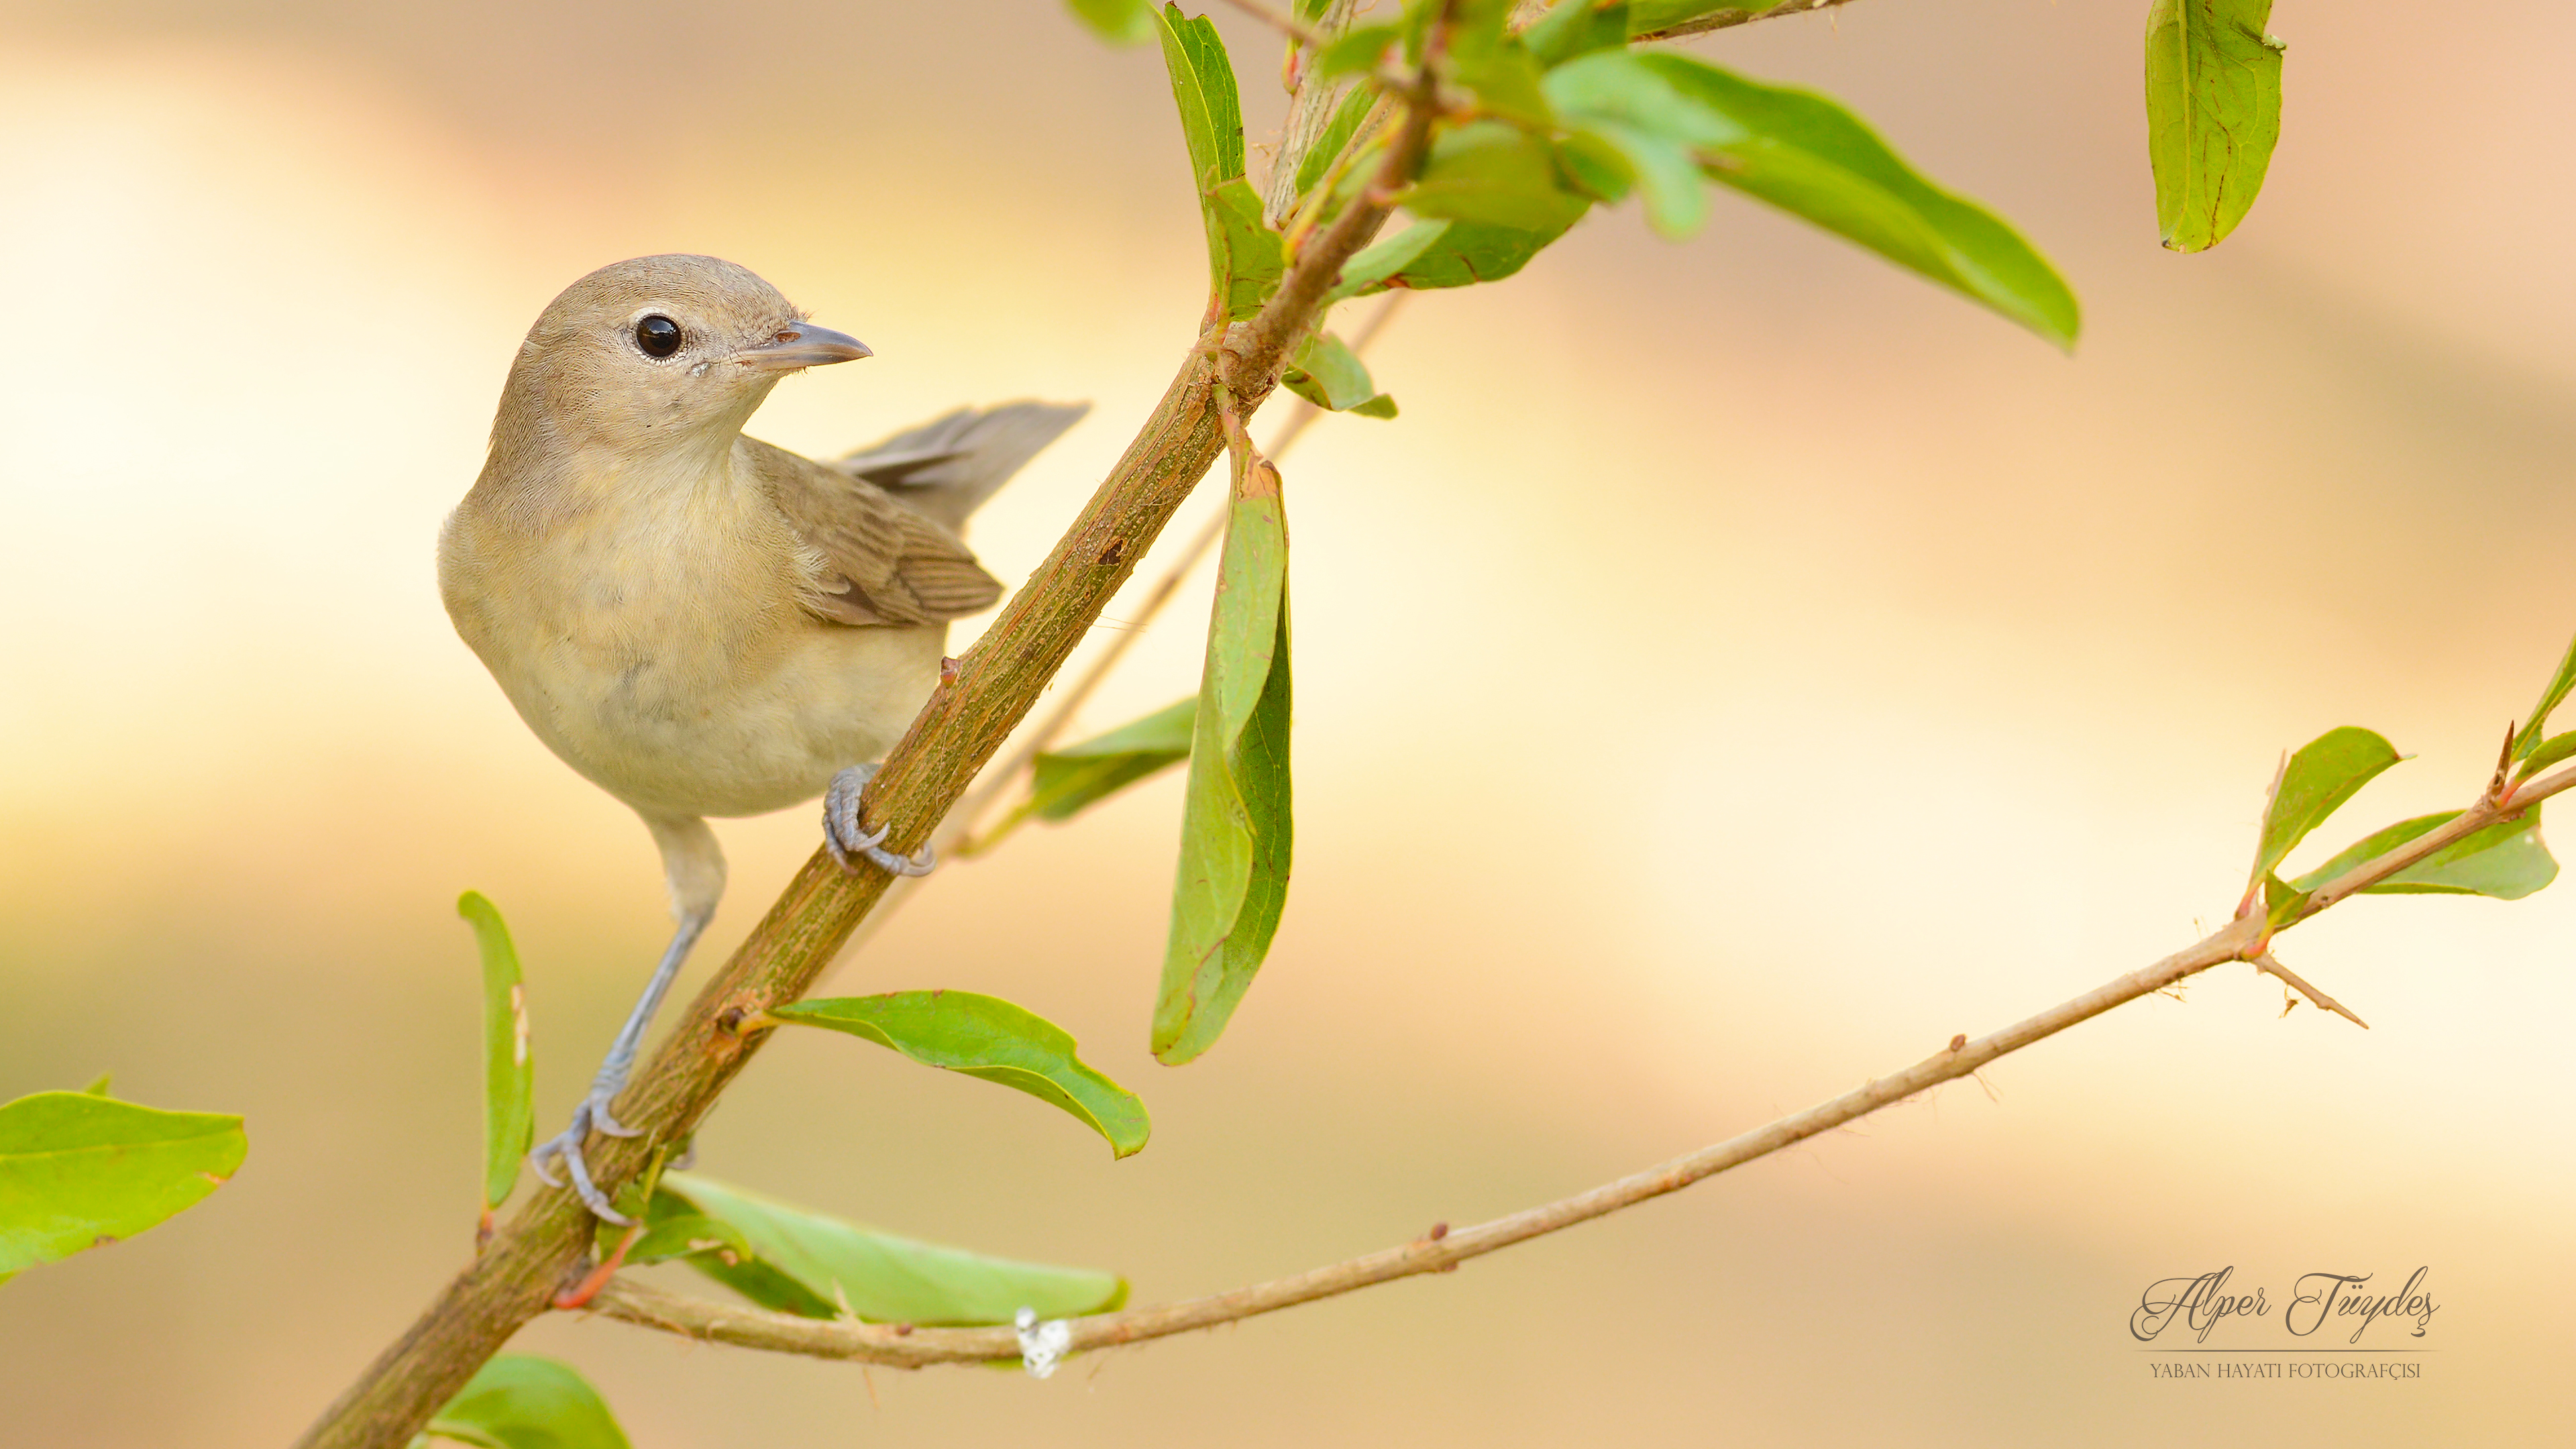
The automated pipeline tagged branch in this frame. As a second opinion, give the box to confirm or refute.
[583,756,2576,1369]
[1629,0,1870,44]
[1217,0,1322,46]
[293,44,1452,1449]
[1264,0,1360,226]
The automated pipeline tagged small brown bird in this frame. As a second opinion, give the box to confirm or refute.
[439,254,1083,1219]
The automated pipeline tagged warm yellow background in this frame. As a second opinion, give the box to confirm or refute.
[3,1,2571,1444]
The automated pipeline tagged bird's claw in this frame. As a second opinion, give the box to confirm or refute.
[587,1089,639,1139]
[529,1100,634,1225]
[824,763,937,877]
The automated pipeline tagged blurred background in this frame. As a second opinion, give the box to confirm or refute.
[3,0,2571,1443]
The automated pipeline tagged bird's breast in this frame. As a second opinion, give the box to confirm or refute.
[441,460,939,818]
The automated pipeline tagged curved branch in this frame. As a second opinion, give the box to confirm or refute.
[584,757,2576,1368]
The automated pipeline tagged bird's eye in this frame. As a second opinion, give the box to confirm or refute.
[634,315,682,358]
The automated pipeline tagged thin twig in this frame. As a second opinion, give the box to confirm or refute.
[589,756,2576,1369]
[1629,0,1871,44]
[2252,952,2368,1029]
[1218,0,1324,47]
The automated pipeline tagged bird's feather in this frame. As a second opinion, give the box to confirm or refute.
[741,437,1004,627]
[836,401,1090,533]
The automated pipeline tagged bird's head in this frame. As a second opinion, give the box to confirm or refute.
[493,254,870,467]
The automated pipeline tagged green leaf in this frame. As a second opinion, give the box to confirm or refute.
[655,1173,1128,1326]
[1315,21,1403,80]
[1208,176,1287,323]
[2260,871,2310,928]
[1452,42,1554,129]
[612,1191,755,1269]
[1637,54,2081,347]
[419,1356,631,1449]
[1389,217,1581,291]
[1065,0,1157,44]
[1282,331,1396,415]
[1151,9,1279,323]
[1546,50,1740,151]
[0,1092,246,1277]
[1405,119,1592,231]
[1028,697,1198,822]
[1295,87,1381,197]
[78,1073,111,1097]
[1526,0,1631,66]
[769,991,1150,1158]
[1155,4,1244,189]
[2257,727,2404,881]
[458,892,534,1212]
[1156,456,1293,1065]
[2145,0,2286,252]
[2521,730,2576,778]
[2290,811,2560,901]
[1327,218,1451,301]
[2512,632,2576,763]
[1569,120,1709,238]
[1555,127,1635,203]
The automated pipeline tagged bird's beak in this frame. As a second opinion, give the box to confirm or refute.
[731,320,873,372]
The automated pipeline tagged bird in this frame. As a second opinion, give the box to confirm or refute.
[439,254,1085,1221]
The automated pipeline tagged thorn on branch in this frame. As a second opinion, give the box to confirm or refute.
[2490,720,2517,802]
[1947,1034,1967,1053]
[2252,951,2369,1030]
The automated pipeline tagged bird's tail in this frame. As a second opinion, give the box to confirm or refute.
[835,400,1090,533]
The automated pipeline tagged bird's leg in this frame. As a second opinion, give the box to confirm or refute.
[824,762,935,876]
[528,908,708,1223]
[532,814,727,1225]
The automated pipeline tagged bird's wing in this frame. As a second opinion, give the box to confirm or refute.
[741,437,1006,627]
[834,401,1089,533]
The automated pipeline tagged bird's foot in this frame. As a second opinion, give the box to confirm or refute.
[529,1092,639,1224]
[824,763,935,877]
